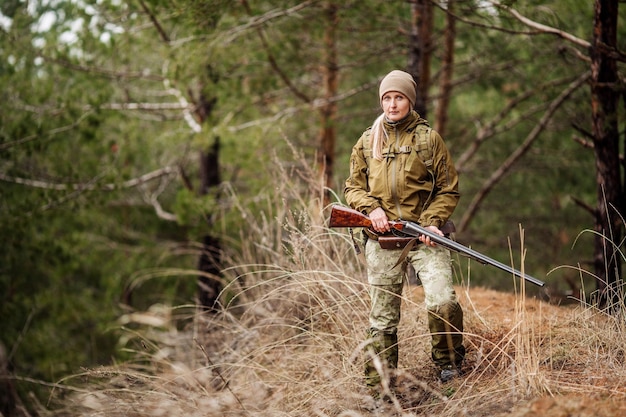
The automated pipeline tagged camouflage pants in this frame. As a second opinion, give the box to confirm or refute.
[363,239,465,386]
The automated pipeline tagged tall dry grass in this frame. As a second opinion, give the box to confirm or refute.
[41,148,626,416]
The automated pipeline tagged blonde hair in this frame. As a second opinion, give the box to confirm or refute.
[370,113,388,161]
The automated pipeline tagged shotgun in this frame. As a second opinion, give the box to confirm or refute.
[329,205,544,287]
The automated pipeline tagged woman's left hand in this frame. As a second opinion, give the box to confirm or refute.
[419,225,443,247]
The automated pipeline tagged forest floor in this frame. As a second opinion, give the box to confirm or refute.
[49,283,626,417]
[394,285,626,417]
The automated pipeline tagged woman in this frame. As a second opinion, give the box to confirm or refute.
[344,70,465,391]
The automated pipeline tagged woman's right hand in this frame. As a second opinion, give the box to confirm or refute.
[369,207,390,234]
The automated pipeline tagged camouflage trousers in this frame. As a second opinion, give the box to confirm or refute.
[363,239,465,387]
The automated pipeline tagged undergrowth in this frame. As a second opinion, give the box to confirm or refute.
[24,150,626,416]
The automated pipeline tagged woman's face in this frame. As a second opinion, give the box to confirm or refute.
[381,91,411,122]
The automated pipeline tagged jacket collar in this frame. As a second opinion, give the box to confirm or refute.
[383,110,428,131]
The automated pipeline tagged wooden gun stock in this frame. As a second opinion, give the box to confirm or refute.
[329,204,545,287]
[328,205,404,231]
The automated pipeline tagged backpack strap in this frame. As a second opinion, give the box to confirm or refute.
[362,124,433,168]
[361,128,373,175]
[414,125,434,170]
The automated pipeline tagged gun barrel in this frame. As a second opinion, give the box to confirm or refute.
[402,222,544,287]
[328,205,545,287]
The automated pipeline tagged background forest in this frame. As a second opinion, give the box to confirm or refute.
[1,0,625,416]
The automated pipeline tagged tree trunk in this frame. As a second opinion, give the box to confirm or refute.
[197,233,222,312]
[197,138,223,312]
[318,2,339,205]
[408,0,432,117]
[435,0,456,137]
[192,73,223,312]
[0,342,17,417]
[590,0,623,308]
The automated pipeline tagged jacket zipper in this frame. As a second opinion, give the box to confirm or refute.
[391,126,402,219]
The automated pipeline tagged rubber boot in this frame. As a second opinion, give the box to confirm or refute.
[427,301,465,370]
[364,330,398,390]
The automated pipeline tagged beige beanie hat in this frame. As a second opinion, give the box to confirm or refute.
[379,70,417,109]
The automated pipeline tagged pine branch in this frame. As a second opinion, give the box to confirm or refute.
[455,75,579,172]
[497,2,626,63]
[458,71,591,232]
[0,166,178,191]
[240,0,312,104]
[41,55,166,81]
[499,3,590,49]
[138,0,170,43]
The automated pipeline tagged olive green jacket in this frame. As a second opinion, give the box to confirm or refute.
[344,111,459,228]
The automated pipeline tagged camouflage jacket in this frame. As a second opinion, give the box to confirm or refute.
[344,111,459,228]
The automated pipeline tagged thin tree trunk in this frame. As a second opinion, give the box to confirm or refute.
[590,0,622,307]
[197,138,223,312]
[139,2,224,312]
[408,0,432,117]
[318,2,339,205]
[0,342,18,417]
[435,0,456,137]
[193,81,222,312]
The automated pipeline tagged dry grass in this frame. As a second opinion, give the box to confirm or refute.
[41,151,626,417]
